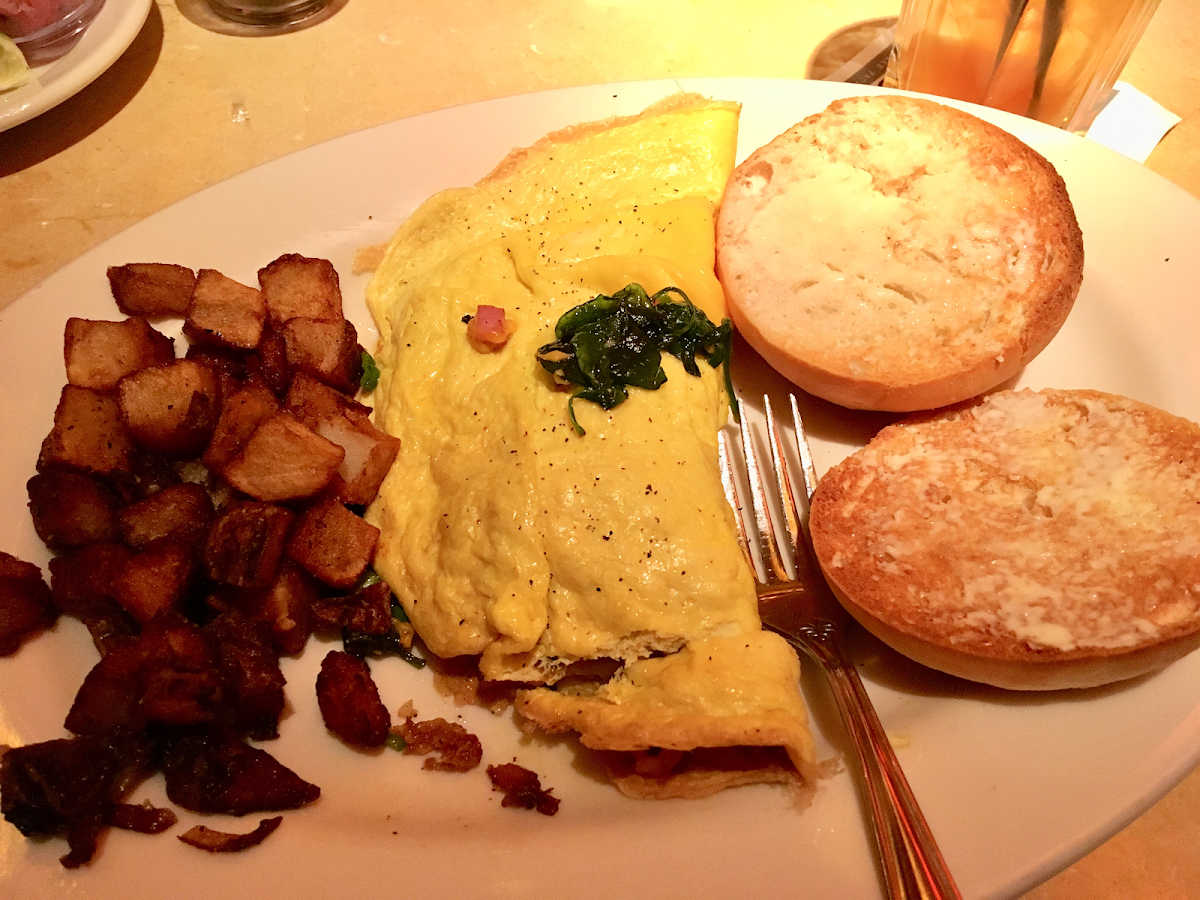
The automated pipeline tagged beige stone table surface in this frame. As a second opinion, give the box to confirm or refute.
[2,1,1198,897]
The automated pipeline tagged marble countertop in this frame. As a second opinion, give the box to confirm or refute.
[2,1,1198,896]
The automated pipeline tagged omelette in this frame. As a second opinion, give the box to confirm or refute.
[365,94,817,797]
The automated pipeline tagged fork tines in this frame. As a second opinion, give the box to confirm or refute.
[720,394,820,585]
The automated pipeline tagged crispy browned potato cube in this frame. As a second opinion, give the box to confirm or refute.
[286,497,379,589]
[1,551,44,582]
[107,453,181,505]
[281,317,362,394]
[38,386,136,477]
[171,459,238,515]
[315,650,390,748]
[206,560,315,657]
[110,541,196,624]
[257,254,342,326]
[45,543,139,654]
[48,543,132,616]
[118,360,223,456]
[252,560,315,655]
[66,614,220,735]
[185,344,252,383]
[203,611,286,740]
[202,377,280,474]
[26,471,121,550]
[256,322,290,398]
[184,270,267,351]
[64,317,176,391]
[0,551,57,656]
[312,415,401,506]
[184,344,256,407]
[118,482,215,550]
[107,263,197,317]
[204,502,296,589]
[310,580,392,634]
[284,372,370,428]
[223,414,344,502]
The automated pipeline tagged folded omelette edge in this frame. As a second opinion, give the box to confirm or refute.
[364,93,819,795]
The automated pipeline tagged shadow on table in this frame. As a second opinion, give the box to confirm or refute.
[0,2,164,177]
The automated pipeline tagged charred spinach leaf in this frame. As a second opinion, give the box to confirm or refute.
[535,284,735,435]
[342,625,425,669]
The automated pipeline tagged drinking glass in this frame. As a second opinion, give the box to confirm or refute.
[884,0,1162,132]
[206,0,332,27]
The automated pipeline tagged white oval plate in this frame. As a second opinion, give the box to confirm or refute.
[1,79,1199,900]
[0,0,152,132]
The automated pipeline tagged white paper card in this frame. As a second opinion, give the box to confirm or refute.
[1085,81,1181,164]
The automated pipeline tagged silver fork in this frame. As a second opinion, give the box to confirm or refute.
[720,394,961,900]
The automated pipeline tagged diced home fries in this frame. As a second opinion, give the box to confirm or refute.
[0,253,426,869]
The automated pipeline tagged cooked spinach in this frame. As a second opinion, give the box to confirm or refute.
[359,351,380,393]
[342,626,425,669]
[535,284,736,435]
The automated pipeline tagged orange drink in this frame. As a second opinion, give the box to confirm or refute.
[885,0,1161,131]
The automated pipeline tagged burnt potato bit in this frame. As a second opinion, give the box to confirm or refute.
[0,729,154,868]
[315,650,390,748]
[178,816,282,853]
[486,762,560,815]
[215,560,316,657]
[394,717,482,773]
[203,611,286,741]
[253,560,316,656]
[310,580,392,635]
[0,551,57,657]
[48,543,140,655]
[106,801,178,834]
[106,452,182,505]
[185,342,254,385]
[159,728,319,815]
[256,321,292,398]
[65,614,222,736]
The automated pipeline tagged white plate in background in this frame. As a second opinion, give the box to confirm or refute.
[0,0,151,132]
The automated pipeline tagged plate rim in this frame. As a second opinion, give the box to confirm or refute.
[2,77,1199,900]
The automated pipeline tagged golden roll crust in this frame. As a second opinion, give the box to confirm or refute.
[810,389,1200,690]
[717,95,1084,412]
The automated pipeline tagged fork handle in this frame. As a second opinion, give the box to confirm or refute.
[805,638,962,900]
